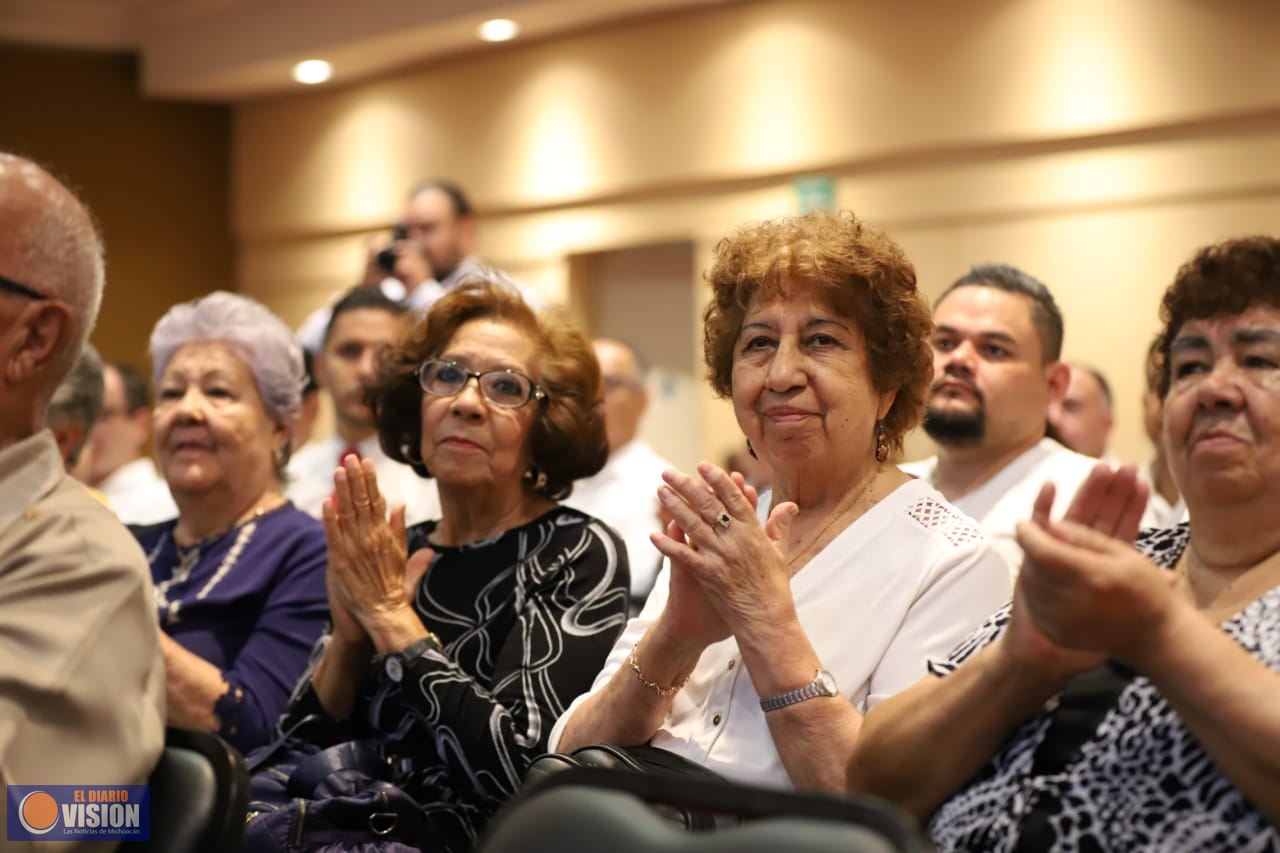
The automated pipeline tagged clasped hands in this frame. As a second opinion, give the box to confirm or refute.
[650,461,800,649]
[322,455,435,654]
[1004,463,1182,680]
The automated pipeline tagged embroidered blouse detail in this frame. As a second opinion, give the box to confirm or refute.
[905,497,984,547]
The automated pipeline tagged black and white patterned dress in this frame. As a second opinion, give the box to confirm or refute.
[928,524,1280,852]
[270,507,630,848]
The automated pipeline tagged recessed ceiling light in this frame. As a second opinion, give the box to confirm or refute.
[291,59,332,85]
[477,18,519,42]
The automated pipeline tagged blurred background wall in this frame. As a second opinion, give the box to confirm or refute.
[0,44,231,370]
[4,0,1278,469]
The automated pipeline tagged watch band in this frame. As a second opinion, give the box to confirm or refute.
[382,632,442,683]
[759,669,838,713]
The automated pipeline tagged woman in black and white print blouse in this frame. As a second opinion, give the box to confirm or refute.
[244,282,630,850]
[848,236,1280,852]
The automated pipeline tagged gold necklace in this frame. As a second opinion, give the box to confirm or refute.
[1182,545,1280,620]
[175,493,284,549]
[784,466,882,572]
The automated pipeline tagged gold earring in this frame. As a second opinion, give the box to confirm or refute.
[523,464,548,493]
[875,422,889,463]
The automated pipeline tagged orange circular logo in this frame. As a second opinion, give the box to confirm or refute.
[18,791,58,834]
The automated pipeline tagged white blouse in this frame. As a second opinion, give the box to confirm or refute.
[548,477,1013,789]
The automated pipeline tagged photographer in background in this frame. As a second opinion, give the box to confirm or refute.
[297,179,539,352]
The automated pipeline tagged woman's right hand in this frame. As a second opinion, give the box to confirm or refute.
[655,520,732,649]
[651,472,760,651]
[324,497,369,648]
[999,464,1149,679]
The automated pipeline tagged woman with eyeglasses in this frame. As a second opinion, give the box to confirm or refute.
[243,282,631,851]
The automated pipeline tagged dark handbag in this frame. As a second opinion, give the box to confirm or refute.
[1011,661,1137,853]
[240,717,466,852]
[525,743,736,831]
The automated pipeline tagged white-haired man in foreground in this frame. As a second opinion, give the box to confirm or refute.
[0,152,164,850]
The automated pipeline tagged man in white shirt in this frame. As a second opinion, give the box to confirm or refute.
[297,180,540,352]
[902,265,1135,569]
[287,287,441,525]
[1048,363,1115,459]
[567,339,672,609]
[75,360,178,524]
[47,342,103,471]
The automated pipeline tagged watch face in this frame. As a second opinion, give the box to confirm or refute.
[816,670,838,696]
[385,655,404,684]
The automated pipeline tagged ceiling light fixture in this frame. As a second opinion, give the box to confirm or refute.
[292,59,333,85]
[477,18,520,42]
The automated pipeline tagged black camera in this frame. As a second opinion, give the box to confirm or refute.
[375,224,408,274]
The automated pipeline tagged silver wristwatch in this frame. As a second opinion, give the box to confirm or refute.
[759,669,839,713]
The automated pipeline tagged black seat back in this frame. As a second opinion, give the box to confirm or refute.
[480,767,924,853]
[122,727,248,853]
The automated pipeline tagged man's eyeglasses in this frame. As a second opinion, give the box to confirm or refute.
[417,359,546,409]
[0,273,46,301]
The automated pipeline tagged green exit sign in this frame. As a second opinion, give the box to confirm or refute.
[794,175,836,213]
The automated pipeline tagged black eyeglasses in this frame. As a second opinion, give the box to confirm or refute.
[0,273,46,301]
[417,358,546,409]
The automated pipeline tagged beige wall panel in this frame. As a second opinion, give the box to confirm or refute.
[233,0,1280,236]
[232,0,1280,473]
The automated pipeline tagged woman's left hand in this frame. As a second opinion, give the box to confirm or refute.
[323,455,421,637]
[652,462,799,637]
[1014,517,1182,666]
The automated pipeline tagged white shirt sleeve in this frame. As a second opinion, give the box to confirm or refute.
[864,541,1012,710]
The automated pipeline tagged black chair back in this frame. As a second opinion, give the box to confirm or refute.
[122,727,248,853]
[480,766,924,853]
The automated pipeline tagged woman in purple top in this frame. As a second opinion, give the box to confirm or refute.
[131,292,329,754]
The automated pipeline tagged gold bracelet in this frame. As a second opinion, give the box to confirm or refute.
[627,638,690,697]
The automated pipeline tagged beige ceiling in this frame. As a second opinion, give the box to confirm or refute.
[0,0,734,101]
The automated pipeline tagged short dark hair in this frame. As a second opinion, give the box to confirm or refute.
[111,361,151,413]
[301,349,320,397]
[937,263,1064,363]
[1156,235,1280,397]
[369,281,607,501]
[407,179,473,219]
[323,287,409,347]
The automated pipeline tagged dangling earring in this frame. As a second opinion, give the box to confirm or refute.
[875,421,889,463]
[746,440,758,460]
[523,464,548,494]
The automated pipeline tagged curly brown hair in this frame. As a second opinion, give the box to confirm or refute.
[702,210,933,454]
[1156,236,1280,398]
[369,282,607,501]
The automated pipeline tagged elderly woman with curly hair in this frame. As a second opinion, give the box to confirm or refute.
[848,236,1280,851]
[134,292,329,754]
[244,282,630,851]
[550,211,1011,792]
